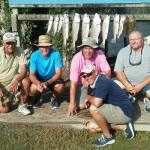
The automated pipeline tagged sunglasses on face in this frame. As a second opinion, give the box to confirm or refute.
[81,72,93,79]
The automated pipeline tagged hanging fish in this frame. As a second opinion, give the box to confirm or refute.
[57,15,64,33]
[47,16,53,33]
[111,14,120,43]
[62,14,69,48]
[53,15,59,35]
[90,13,101,43]
[81,14,90,42]
[71,13,80,50]
[20,22,28,35]
[101,15,110,46]
[144,35,150,45]
[118,15,126,39]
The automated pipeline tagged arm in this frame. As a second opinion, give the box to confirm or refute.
[29,71,45,92]
[9,64,27,93]
[86,95,103,107]
[115,71,133,92]
[46,68,62,85]
[0,87,3,97]
[68,80,78,116]
[133,75,150,93]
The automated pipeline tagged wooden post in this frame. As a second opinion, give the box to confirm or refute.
[11,8,20,46]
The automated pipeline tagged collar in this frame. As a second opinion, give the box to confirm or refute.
[90,75,99,88]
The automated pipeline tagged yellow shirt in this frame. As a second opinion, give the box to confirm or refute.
[0,46,27,89]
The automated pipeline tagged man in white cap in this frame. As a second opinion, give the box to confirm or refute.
[81,64,135,147]
[0,32,31,115]
[29,35,64,109]
[68,37,111,116]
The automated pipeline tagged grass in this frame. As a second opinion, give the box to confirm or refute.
[0,123,149,150]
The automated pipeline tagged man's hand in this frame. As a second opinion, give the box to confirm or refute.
[36,82,44,93]
[67,103,77,117]
[125,84,134,93]
[9,80,19,94]
[41,82,48,89]
[131,84,143,94]
[0,88,3,97]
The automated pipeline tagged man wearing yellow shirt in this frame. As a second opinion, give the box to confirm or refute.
[0,32,31,115]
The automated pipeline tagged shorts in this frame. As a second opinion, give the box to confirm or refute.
[92,104,131,124]
[47,79,65,91]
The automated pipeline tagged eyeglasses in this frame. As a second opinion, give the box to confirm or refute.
[129,47,143,66]
[81,72,93,79]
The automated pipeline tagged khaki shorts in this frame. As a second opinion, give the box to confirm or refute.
[91,104,131,125]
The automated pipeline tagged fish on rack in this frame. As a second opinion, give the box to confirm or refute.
[71,13,80,50]
[118,15,126,39]
[144,35,150,45]
[57,15,64,33]
[111,14,120,43]
[81,14,90,42]
[101,15,110,46]
[53,15,59,35]
[62,14,69,48]
[90,13,101,43]
[47,15,53,33]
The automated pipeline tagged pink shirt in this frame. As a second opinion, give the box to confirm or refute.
[70,50,110,85]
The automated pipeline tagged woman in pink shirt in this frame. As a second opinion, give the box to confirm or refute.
[68,37,111,116]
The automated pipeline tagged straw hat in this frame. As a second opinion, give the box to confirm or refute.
[37,35,52,47]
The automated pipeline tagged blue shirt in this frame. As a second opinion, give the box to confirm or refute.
[91,75,134,118]
[30,48,63,81]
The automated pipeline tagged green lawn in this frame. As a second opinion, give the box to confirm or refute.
[0,123,149,150]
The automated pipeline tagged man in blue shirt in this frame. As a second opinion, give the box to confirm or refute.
[81,64,135,147]
[29,35,64,108]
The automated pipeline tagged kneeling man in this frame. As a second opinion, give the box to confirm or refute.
[81,64,135,147]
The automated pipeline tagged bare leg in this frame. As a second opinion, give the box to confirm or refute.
[20,78,30,104]
[0,101,9,113]
[90,105,111,137]
[53,83,64,99]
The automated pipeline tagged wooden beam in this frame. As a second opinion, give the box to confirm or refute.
[17,14,150,21]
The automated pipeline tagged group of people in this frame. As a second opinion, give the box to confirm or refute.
[0,30,150,147]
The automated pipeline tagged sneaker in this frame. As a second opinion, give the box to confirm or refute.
[124,122,134,139]
[18,104,31,115]
[92,134,115,147]
[51,97,60,109]
[144,98,150,112]
[31,94,44,108]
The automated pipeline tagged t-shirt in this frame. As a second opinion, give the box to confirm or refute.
[30,48,63,81]
[70,50,110,85]
[114,45,150,84]
[0,46,27,88]
[91,75,134,118]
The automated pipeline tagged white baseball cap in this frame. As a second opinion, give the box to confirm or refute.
[81,64,96,74]
[3,32,16,43]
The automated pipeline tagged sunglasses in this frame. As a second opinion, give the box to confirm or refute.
[81,72,93,79]
[129,47,143,66]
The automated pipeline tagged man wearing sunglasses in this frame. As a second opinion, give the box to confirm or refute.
[114,30,150,112]
[0,32,31,115]
[82,64,135,147]
[68,37,111,116]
